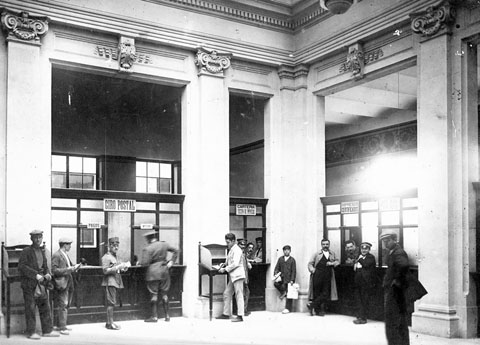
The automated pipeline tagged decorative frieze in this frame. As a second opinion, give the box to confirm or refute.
[0,9,49,43]
[194,47,231,76]
[326,121,417,167]
[410,1,456,38]
[94,37,152,72]
[339,47,384,76]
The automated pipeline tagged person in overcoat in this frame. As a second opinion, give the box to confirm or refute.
[380,229,410,345]
[52,237,79,334]
[353,241,377,324]
[307,238,339,316]
[273,245,297,314]
[101,237,129,330]
[140,231,179,322]
[18,230,59,339]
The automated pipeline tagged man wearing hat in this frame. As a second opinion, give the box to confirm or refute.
[52,237,80,335]
[352,242,376,324]
[380,229,410,345]
[254,237,263,263]
[140,231,179,322]
[18,230,60,339]
[101,237,129,330]
[273,245,297,314]
[237,239,252,316]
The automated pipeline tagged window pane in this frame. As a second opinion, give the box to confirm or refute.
[361,201,378,211]
[361,212,378,227]
[246,216,263,228]
[52,172,66,188]
[343,213,358,226]
[81,199,103,209]
[69,156,83,173]
[137,202,156,211]
[147,178,158,193]
[83,157,96,174]
[160,213,180,227]
[381,211,399,225]
[328,229,341,258]
[52,155,66,172]
[83,174,96,190]
[160,163,171,178]
[136,161,147,177]
[230,215,244,230]
[51,198,76,208]
[69,173,83,188]
[403,198,418,208]
[51,227,77,263]
[134,212,156,226]
[51,210,77,225]
[404,227,419,266]
[403,210,418,226]
[136,177,146,193]
[159,230,180,261]
[148,162,159,178]
[80,229,96,248]
[160,203,180,211]
[80,211,104,225]
[326,204,340,213]
[159,178,171,193]
[326,214,340,228]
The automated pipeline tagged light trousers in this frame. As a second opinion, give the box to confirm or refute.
[223,278,244,317]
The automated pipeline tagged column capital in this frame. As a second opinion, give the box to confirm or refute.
[409,1,456,40]
[194,47,232,77]
[0,9,49,44]
[277,64,310,91]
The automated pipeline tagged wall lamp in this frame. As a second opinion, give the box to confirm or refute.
[320,0,355,15]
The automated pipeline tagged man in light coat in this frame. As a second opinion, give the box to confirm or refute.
[52,237,80,335]
[216,233,246,322]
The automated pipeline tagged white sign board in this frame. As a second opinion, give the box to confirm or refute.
[87,223,101,229]
[104,199,136,212]
[140,224,154,230]
[236,204,256,216]
[341,201,359,214]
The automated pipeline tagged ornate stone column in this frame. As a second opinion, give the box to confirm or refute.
[181,47,231,317]
[410,0,478,338]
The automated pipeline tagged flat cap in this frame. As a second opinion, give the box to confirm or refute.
[108,237,120,244]
[282,245,291,250]
[143,231,157,239]
[29,230,43,236]
[59,237,73,244]
[379,229,397,240]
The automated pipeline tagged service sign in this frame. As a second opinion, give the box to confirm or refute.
[236,204,256,216]
[140,224,154,230]
[104,199,136,212]
[87,223,101,229]
[341,201,359,214]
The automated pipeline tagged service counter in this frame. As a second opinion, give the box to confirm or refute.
[65,265,185,324]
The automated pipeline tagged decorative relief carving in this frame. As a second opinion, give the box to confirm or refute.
[94,40,152,71]
[326,122,417,167]
[339,48,383,75]
[194,47,231,75]
[410,1,456,37]
[339,44,364,79]
[0,9,49,42]
[118,37,136,72]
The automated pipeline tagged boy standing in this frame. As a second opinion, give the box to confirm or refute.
[273,245,296,314]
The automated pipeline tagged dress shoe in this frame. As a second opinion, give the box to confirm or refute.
[307,303,314,316]
[144,317,158,323]
[244,311,251,316]
[164,315,170,322]
[282,309,290,314]
[54,326,72,331]
[105,323,121,330]
[27,333,41,340]
[231,316,243,322]
[353,318,367,324]
[317,311,325,317]
[42,332,60,337]
[215,314,230,320]
[60,330,70,335]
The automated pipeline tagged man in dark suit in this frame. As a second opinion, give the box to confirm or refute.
[273,245,296,314]
[18,230,60,339]
[140,231,178,322]
[353,242,376,324]
[52,237,80,335]
[381,229,410,345]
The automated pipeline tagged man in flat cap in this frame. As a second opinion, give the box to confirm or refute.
[140,231,179,322]
[18,230,59,339]
[254,237,263,263]
[52,237,80,335]
[273,245,296,314]
[101,237,129,330]
[352,242,376,324]
[380,229,410,345]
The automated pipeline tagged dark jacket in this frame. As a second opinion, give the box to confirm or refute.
[274,256,296,283]
[18,245,51,289]
[140,241,179,281]
[51,249,74,288]
[383,244,409,289]
[354,252,376,288]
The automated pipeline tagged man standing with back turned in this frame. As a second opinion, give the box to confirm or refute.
[140,230,179,322]
[380,229,410,345]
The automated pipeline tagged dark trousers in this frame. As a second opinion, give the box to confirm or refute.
[355,286,371,320]
[311,279,330,312]
[22,286,53,336]
[384,287,410,345]
[274,281,293,310]
[55,285,73,329]
[243,282,250,313]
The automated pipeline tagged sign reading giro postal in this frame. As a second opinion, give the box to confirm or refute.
[104,199,136,212]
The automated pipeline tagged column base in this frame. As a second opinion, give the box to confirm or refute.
[412,303,460,338]
[265,287,285,312]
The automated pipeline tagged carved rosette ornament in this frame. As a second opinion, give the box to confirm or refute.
[1,9,49,43]
[195,47,231,76]
[118,37,136,72]
[410,1,456,38]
